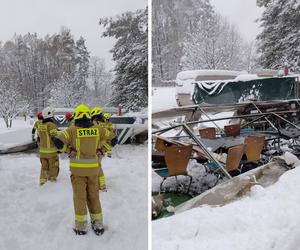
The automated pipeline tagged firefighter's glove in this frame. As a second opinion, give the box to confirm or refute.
[68,148,77,158]
[96,148,105,157]
[111,137,118,147]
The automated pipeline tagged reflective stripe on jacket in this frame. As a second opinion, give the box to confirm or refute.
[56,124,110,176]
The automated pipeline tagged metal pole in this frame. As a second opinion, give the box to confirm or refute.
[271,112,300,130]
[198,107,223,132]
[251,102,277,130]
[182,124,232,179]
[240,115,266,128]
[152,110,298,134]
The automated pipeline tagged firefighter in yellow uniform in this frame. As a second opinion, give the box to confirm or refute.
[53,105,110,236]
[90,107,116,192]
[103,113,117,158]
[32,111,43,142]
[38,107,59,185]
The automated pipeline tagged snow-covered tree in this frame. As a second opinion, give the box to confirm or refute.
[75,36,90,86]
[48,74,88,108]
[99,7,148,111]
[152,0,214,85]
[57,27,76,75]
[181,14,248,70]
[0,27,91,112]
[88,57,113,106]
[256,0,300,72]
[0,81,29,128]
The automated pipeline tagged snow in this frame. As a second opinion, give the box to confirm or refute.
[175,70,246,96]
[176,70,246,81]
[197,111,234,129]
[152,165,300,250]
[0,117,32,133]
[234,74,260,81]
[0,117,33,150]
[152,87,177,112]
[0,145,147,250]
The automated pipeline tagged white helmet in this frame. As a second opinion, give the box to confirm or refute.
[42,107,55,119]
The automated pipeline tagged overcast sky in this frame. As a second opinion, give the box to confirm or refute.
[0,0,263,70]
[0,0,147,70]
[211,0,264,42]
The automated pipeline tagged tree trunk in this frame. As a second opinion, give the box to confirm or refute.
[4,117,9,128]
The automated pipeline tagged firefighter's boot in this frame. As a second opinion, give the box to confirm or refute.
[91,220,104,236]
[73,216,87,235]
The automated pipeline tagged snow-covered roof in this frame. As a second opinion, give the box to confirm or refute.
[234,74,260,81]
[176,70,247,81]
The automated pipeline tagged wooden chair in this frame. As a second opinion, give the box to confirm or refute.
[154,145,193,194]
[226,144,246,174]
[244,136,265,162]
[207,144,245,177]
[155,136,179,152]
[224,124,241,137]
[199,127,216,139]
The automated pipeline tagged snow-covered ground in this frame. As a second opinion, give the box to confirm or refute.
[0,117,33,150]
[0,116,33,133]
[197,111,234,129]
[153,165,300,250]
[152,87,177,112]
[152,159,223,195]
[0,145,147,250]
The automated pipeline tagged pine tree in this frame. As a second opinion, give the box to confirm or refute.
[75,36,90,87]
[58,27,76,75]
[256,0,300,72]
[99,7,148,111]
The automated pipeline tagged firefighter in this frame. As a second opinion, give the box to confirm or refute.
[90,107,115,192]
[32,111,43,142]
[102,113,118,157]
[53,104,110,236]
[38,107,59,185]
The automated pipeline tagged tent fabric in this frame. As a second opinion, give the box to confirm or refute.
[192,77,296,105]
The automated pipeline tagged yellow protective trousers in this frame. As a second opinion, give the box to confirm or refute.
[71,175,102,231]
[39,155,59,184]
[98,166,106,191]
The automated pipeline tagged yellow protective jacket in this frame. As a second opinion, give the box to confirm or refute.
[33,120,42,131]
[55,124,111,176]
[95,121,115,141]
[37,121,58,158]
[94,121,115,153]
[32,120,42,137]
[99,122,115,135]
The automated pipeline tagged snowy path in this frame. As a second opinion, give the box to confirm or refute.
[0,145,147,250]
[152,166,300,250]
